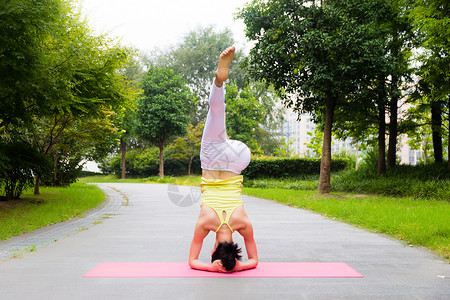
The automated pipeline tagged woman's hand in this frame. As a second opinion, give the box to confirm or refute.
[211,260,230,273]
[212,259,245,273]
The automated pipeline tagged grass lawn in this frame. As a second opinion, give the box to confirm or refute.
[242,188,450,260]
[0,183,105,240]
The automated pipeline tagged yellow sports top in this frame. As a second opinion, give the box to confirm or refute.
[200,175,244,233]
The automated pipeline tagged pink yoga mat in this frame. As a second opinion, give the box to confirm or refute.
[83,262,363,278]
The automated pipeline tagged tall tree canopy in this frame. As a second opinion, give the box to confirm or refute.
[136,67,195,177]
[238,0,388,193]
[225,82,266,155]
[409,0,449,167]
[0,0,61,126]
[1,0,137,197]
[147,26,245,123]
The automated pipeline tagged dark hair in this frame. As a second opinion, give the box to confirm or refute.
[211,241,242,271]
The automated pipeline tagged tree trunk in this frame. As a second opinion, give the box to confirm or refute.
[378,101,387,175]
[423,140,428,165]
[53,152,58,185]
[387,75,398,168]
[120,137,127,179]
[34,176,40,195]
[431,100,443,163]
[318,93,336,194]
[188,155,193,176]
[158,143,164,178]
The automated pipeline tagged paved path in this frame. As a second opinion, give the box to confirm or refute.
[0,183,448,299]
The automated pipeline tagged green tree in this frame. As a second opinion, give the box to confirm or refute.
[27,1,136,193]
[225,82,266,155]
[273,138,294,157]
[238,0,387,193]
[306,127,325,158]
[409,0,449,167]
[384,0,415,168]
[0,0,136,196]
[136,67,194,178]
[0,0,61,126]
[250,82,286,155]
[147,26,245,123]
[0,140,50,200]
[166,123,203,176]
[37,112,119,186]
[115,57,144,179]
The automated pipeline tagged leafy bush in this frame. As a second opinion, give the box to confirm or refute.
[241,156,348,179]
[41,155,84,187]
[79,170,102,177]
[244,162,449,200]
[0,141,51,199]
[330,163,450,200]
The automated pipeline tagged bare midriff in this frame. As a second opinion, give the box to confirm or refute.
[202,169,239,180]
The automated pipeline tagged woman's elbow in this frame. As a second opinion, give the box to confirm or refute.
[188,258,196,269]
[253,258,259,268]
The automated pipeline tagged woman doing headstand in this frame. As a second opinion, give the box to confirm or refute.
[188,47,258,273]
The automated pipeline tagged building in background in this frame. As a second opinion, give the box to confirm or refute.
[281,108,423,165]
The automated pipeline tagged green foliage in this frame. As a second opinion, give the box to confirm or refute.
[0,183,104,240]
[100,148,202,177]
[165,123,203,175]
[0,0,61,126]
[243,162,449,200]
[1,0,137,192]
[250,82,286,155]
[238,0,389,192]
[166,123,203,160]
[409,0,449,100]
[147,26,243,122]
[306,127,324,158]
[136,67,194,146]
[241,156,348,179]
[238,0,388,106]
[0,141,51,199]
[243,187,450,259]
[225,82,266,155]
[272,138,294,157]
[330,164,450,200]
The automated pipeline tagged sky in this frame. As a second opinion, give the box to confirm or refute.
[79,0,251,53]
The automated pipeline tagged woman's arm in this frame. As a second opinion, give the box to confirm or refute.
[189,221,222,272]
[236,222,259,271]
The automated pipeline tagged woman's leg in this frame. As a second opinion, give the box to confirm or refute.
[202,84,227,142]
[201,46,235,143]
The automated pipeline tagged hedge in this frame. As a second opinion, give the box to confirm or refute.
[101,149,348,179]
[101,148,202,177]
[241,157,348,179]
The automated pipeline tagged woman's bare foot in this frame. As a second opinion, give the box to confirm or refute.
[214,46,235,87]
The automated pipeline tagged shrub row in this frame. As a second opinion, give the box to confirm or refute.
[245,163,450,200]
[241,156,348,179]
[101,150,349,179]
[100,149,202,177]
[330,163,450,200]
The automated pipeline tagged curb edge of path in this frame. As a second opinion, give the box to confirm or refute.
[0,184,124,261]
